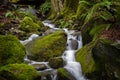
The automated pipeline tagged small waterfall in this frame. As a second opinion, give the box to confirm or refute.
[21,20,86,80]
[20,34,39,45]
[43,21,86,80]
[21,34,57,80]
[63,29,86,80]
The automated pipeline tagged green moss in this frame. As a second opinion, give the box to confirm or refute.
[63,0,79,13]
[48,57,65,69]
[0,63,40,80]
[19,17,40,32]
[57,68,75,80]
[76,42,97,75]
[0,35,26,67]
[26,31,67,61]
[49,0,79,20]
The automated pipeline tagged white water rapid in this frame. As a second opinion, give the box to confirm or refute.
[21,20,86,80]
[63,29,86,80]
[43,20,86,80]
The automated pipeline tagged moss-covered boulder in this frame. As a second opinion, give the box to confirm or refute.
[18,16,48,40]
[76,39,120,80]
[48,57,65,69]
[57,68,75,80]
[26,31,67,61]
[75,42,98,77]
[92,40,120,80]
[0,63,40,80]
[0,35,26,67]
[19,16,40,32]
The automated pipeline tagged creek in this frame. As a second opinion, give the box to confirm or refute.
[21,20,86,80]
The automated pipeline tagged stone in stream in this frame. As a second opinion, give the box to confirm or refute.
[25,31,67,62]
[68,39,78,50]
[43,29,58,35]
[76,39,120,80]
[30,63,48,71]
[48,57,65,69]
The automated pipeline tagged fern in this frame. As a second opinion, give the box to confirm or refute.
[5,12,14,18]
[40,1,51,15]
[84,1,111,24]
[90,24,111,40]
[76,1,90,18]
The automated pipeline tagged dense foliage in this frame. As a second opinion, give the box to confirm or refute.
[0,0,120,80]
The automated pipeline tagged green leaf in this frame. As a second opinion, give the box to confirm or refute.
[84,1,111,24]
[5,12,13,18]
[100,11,113,21]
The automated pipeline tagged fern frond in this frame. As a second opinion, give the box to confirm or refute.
[76,1,90,18]
[100,11,113,21]
[84,1,111,24]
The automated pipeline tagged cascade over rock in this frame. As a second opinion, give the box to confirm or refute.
[76,42,97,77]
[25,31,67,62]
[76,39,120,80]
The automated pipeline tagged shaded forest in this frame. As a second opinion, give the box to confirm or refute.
[0,0,120,80]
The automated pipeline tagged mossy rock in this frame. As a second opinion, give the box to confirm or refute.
[92,40,120,80]
[57,68,75,80]
[0,63,40,80]
[19,16,40,32]
[18,16,48,40]
[75,41,98,78]
[48,57,65,69]
[76,39,120,80]
[0,35,26,67]
[26,31,67,61]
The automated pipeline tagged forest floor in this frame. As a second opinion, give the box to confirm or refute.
[0,2,120,42]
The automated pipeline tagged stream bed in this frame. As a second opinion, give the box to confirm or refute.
[21,20,86,80]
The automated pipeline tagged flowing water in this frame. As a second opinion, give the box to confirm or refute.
[62,29,86,80]
[21,20,86,80]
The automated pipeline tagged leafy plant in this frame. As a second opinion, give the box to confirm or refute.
[40,1,51,15]
[84,1,111,24]
[58,19,74,28]
[15,6,36,20]
[90,24,111,40]
[74,0,120,42]
[5,11,14,18]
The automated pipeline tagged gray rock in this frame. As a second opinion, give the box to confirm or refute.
[30,63,48,71]
[67,39,78,50]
